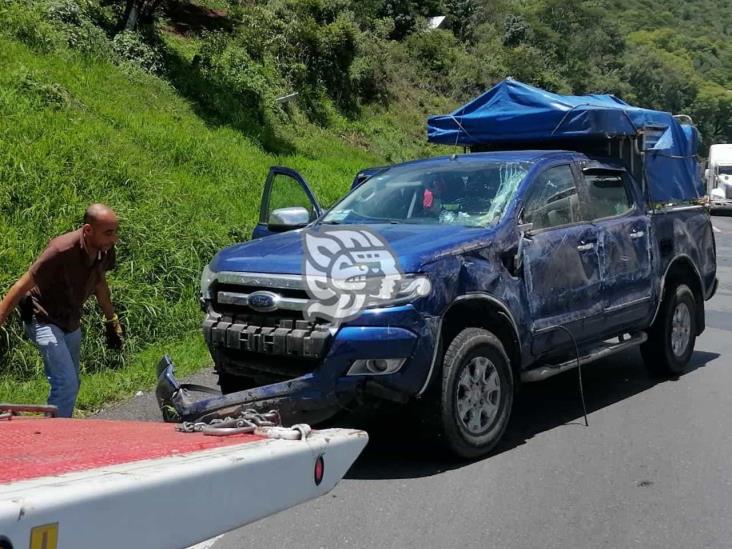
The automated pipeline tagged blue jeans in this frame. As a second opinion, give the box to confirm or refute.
[25,319,82,418]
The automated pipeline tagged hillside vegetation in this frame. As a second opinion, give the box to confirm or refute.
[0,0,730,411]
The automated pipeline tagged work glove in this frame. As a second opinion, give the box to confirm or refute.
[104,314,125,350]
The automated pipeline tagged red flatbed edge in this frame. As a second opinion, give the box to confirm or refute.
[1,417,265,484]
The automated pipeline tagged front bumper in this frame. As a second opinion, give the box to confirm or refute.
[156,306,439,423]
[155,355,346,424]
[710,185,732,210]
[710,198,732,211]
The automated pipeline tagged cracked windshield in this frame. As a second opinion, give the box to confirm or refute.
[323,161,531,227]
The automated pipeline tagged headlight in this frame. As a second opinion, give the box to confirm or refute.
[200,263,216,301]
[398,275,432,299]
[367,274,432,309]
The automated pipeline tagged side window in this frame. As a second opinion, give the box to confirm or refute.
[523,165,584,230]
[262,173,317,223]
[584,172,634,219]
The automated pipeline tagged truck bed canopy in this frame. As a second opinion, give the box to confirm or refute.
[427,79,702,203]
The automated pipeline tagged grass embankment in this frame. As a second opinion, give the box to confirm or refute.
[0,34,443,413]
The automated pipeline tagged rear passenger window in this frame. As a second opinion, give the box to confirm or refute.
[585,172,633,219]
[523,165,584,230]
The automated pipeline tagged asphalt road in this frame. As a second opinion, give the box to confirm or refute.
[98,215,732,549]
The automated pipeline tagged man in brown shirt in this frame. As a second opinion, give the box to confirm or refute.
[0,204,124,417]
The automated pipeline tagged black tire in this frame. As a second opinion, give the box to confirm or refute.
[217,371,255,394]
[641,284,697,377]
[437,328,514,459]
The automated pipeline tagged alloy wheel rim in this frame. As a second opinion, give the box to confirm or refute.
[671,302,692,357]
[456,356,501,435]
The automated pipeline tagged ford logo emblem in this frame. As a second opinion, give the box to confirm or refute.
[247,291,279,312]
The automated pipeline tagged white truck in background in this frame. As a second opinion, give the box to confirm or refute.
[706,143,732,210]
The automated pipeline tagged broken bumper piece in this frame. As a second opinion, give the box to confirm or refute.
[155,355,343,424]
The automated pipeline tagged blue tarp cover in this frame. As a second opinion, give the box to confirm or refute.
[427,79,701,202]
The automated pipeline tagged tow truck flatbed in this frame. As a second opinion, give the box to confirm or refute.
[1,417,366,549]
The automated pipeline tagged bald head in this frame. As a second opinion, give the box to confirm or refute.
[83,203,118,226]
[82,203,119,253]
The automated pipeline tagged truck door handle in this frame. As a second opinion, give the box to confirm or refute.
[630,230,645,239]
[576,242,594,251]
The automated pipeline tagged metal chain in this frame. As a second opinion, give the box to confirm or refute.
[177,409,280,435]
[176,409,311,440]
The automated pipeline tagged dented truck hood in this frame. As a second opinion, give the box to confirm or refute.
[210,223,497,275]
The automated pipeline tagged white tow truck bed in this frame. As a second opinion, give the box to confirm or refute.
[0,417,367,549]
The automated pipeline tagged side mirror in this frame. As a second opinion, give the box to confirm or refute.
[268,207,310,231]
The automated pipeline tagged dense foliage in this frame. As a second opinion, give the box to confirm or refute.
[194,0,730,144]
[3,0,729,143]
[0,0,730,407]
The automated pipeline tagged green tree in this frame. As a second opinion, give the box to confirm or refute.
[622,46,698,112]
[445,0,477,41]
[692,83,732,146]
[502,14,532,47]
[526,0,625,93]
[379,0,442,39]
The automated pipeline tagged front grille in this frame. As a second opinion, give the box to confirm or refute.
[203,313,331,359]
[206,273,331,361]
[212,284,310,316]
[215,283,309,300]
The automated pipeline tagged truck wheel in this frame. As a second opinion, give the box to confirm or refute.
[641,284,697,376]
[438,328,513,459]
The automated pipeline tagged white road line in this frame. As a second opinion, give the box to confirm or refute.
[187,535,224,549]
[713,226,722,233]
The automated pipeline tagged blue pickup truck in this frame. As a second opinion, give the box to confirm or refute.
[157,80,718,457]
